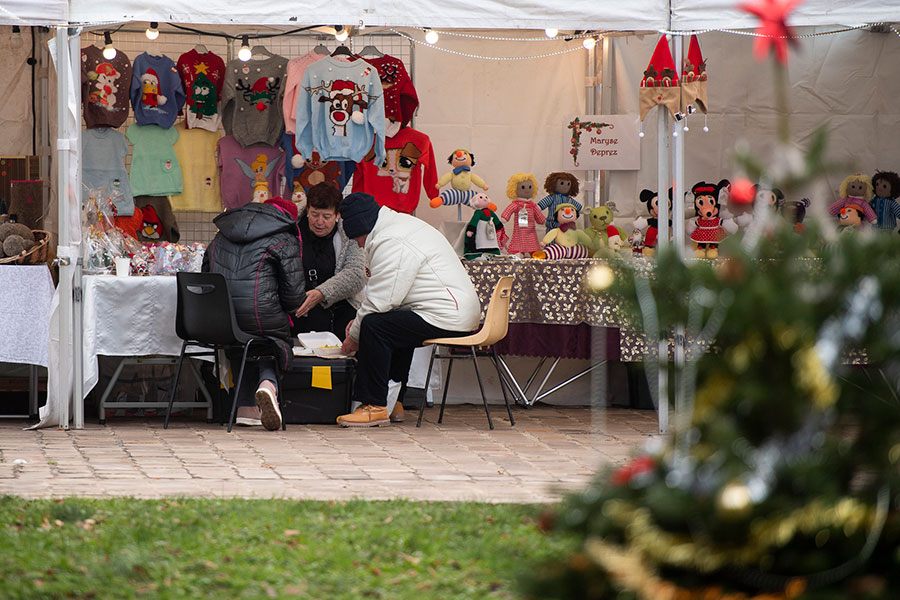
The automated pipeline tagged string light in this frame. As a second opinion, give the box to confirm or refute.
[145,21,159,40]
[545,28,559,38]
[421,28,599,42]
[334,25,348,42]
[661,22,876,38]
[102,31,117,60]
[582,37,597,50]
[10,26,23,50]
[424,28,439,44]
[238,35,251,61]
[390,29,587,61]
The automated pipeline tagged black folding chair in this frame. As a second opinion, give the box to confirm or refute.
[164,272,285,432]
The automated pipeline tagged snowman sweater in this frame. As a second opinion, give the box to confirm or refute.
[130,53,185,129]
[295,56,386,165]
[221,54,288,148]
[81,45,132,129]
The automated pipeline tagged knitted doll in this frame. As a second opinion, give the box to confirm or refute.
[429,149,488,210]
[535,202,592,259]
[538,172,582,233]
[501,173,544,255]
[689,180,728,258]
[783,198,809,234]
[756,184,785,212]
[869,170,900,231]
[838,203,867,232]
[829,174,876,225]
[463,193,507,259]
[585,202,627,255]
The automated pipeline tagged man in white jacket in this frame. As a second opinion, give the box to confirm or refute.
[338,193,482,427]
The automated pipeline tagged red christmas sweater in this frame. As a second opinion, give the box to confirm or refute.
[359,54,418,126]
[177,49,226,132]
[352,126,438,214]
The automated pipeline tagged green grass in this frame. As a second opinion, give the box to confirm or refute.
[0,497,570,599]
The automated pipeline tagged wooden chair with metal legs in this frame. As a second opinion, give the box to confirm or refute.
[417,276,516,430]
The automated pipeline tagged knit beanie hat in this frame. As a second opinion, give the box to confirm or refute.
[340,192,380,239]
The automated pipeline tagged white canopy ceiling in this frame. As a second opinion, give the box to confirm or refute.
[671,0,900,30]
[0,0,67,25]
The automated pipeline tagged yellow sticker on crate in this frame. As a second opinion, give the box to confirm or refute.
[311,366,332,390]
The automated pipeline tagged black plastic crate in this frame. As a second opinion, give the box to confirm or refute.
[280,356,354,424]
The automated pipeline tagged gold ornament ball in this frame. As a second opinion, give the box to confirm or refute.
[587,264,615,291]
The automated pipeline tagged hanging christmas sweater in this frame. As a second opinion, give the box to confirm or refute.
[221,53,288,148]
[280,133,355,196]
[169,123,222,212]
[81,45,132,129]
[129,53,185,129]
[282,51,325,135]
[176,48,226,132]
[295,55,386,165]
[81,127,134,216]
[351,126,438,214]
[216,134,285,210]
[358,54,418,128]
[501,199,545,254]
[126,124,182,196]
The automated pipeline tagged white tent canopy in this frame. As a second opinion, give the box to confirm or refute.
[0,0,67,26]
[671,0,900,30]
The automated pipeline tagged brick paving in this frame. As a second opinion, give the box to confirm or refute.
[0,406,659,503]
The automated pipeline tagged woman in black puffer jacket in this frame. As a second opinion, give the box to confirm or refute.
[202,199,304,430]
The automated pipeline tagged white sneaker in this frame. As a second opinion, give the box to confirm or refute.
[235,406,262,427]
[255,380,282,431]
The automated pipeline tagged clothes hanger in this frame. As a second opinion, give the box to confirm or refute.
[358,44,383,58]
[313,43,330,55]
[194,36,208,54]
[250,44,275,60]
[330,44,355,59]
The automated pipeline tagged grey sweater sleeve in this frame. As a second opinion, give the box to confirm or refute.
[317,229,366,308]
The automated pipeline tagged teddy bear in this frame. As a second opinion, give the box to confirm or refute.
[585,202,627,255]
[429,149,489,210]
[0,222,35,259]
[829,174,876,225]
[537,172,582,233]
[869,170,900,231]
[463,193,507,260]
[501,173,545,255]
[534,202,593,259]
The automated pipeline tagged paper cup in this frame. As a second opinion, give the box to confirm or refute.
[115,256,131,277]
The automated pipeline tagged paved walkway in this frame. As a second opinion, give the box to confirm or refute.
[0,406,659,503]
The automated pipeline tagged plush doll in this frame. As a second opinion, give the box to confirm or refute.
[290,181,307,212]
[869,170,900,231]
[756,185,785,212]
[585,202,627,255]
[252,180,270,203]
[627,228,645,254]
[838,203,868,232]
[535,203,593,259]
[633,188,675,256]
[429,149,489,210]
[0,221,35,258]
[783,198,810,234]
[689,180,729,258]
[537,172,582,233]
[463,193,508,259]
[501,173,544,255]
[829,174,876,225]
[134,196,180,243]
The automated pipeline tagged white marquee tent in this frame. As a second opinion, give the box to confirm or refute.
[1,1,899,428]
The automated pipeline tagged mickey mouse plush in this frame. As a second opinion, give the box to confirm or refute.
[689,179,729,259]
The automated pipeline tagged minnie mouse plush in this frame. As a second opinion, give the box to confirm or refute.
[689,180,729,258]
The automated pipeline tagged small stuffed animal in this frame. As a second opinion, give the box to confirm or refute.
[500,173,544,255]
[689,180,729,258]
[869,170,900,231]
[585,202,627,255]
[463,193,507,259]
[782,198,810,234]
[0,221,35,258]
[291,181,308,212]
[535,203,592,258]
[429,149,489,209]
[635,189,661,255]
[627,228,645,254]
[829,174,876,225]
[838,203,867,232]
[537,172,582,233]
[756,185,785,212]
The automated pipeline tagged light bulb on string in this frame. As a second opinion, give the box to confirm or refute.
[638,122,644,138]
[425,28,439,44]
[582,36,597,50]
[102,31,117,60]
[10,26,24,50]
[145,22,159,40]
[703,114,709,132]
[334,25,348,42]
[545,28,558,38]
[238,35,251,61]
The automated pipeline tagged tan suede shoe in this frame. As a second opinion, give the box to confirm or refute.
[389,403,405,423]
[337,405,390,427]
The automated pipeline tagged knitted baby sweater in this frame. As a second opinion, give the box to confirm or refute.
[221,53,288,148]
[177,48,226,132]
[282,51,325,135]
[130,53,185,129]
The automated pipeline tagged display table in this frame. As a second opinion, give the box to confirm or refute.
[0,265,54,418]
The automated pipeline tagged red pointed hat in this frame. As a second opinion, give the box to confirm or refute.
[683,35,707,82]
[642,36,679,88]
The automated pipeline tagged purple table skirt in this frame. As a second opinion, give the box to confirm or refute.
[493,323,620,361]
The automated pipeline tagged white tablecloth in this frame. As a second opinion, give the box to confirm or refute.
[82,275,186,399]
[0,265,54,367]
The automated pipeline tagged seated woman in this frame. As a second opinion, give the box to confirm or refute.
[293,182,367,339]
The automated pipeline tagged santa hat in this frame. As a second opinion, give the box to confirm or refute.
[143,68,159,83]
[639,36,681,121]
[329,80,356,97]
[251,77,270,93]
[681,35,709,114]
[96,62,118,77]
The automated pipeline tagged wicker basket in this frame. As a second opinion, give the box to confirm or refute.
[0,229,52,265]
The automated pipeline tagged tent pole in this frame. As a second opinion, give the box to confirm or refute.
[672,35,686,436]
[585,42,597,208]
[54,27,72,429]
[69,31,84,429]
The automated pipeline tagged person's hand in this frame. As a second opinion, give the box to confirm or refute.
[294,289,325,318]
[341,336,359,355]
[345,319,354,339]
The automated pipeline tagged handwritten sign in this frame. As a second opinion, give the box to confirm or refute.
[563,114,640,171]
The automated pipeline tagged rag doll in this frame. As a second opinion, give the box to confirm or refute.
[689,179,729,258]
[869,170,900,231]
[586,202,627,255]
[501,173,544,255]
[829,174,876,225]
[838,203,867,232]
[535,203,592,258]
[429,148,489,209]
[537,172,582,233]
[463,193,508,259]
[756,184,785,212]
